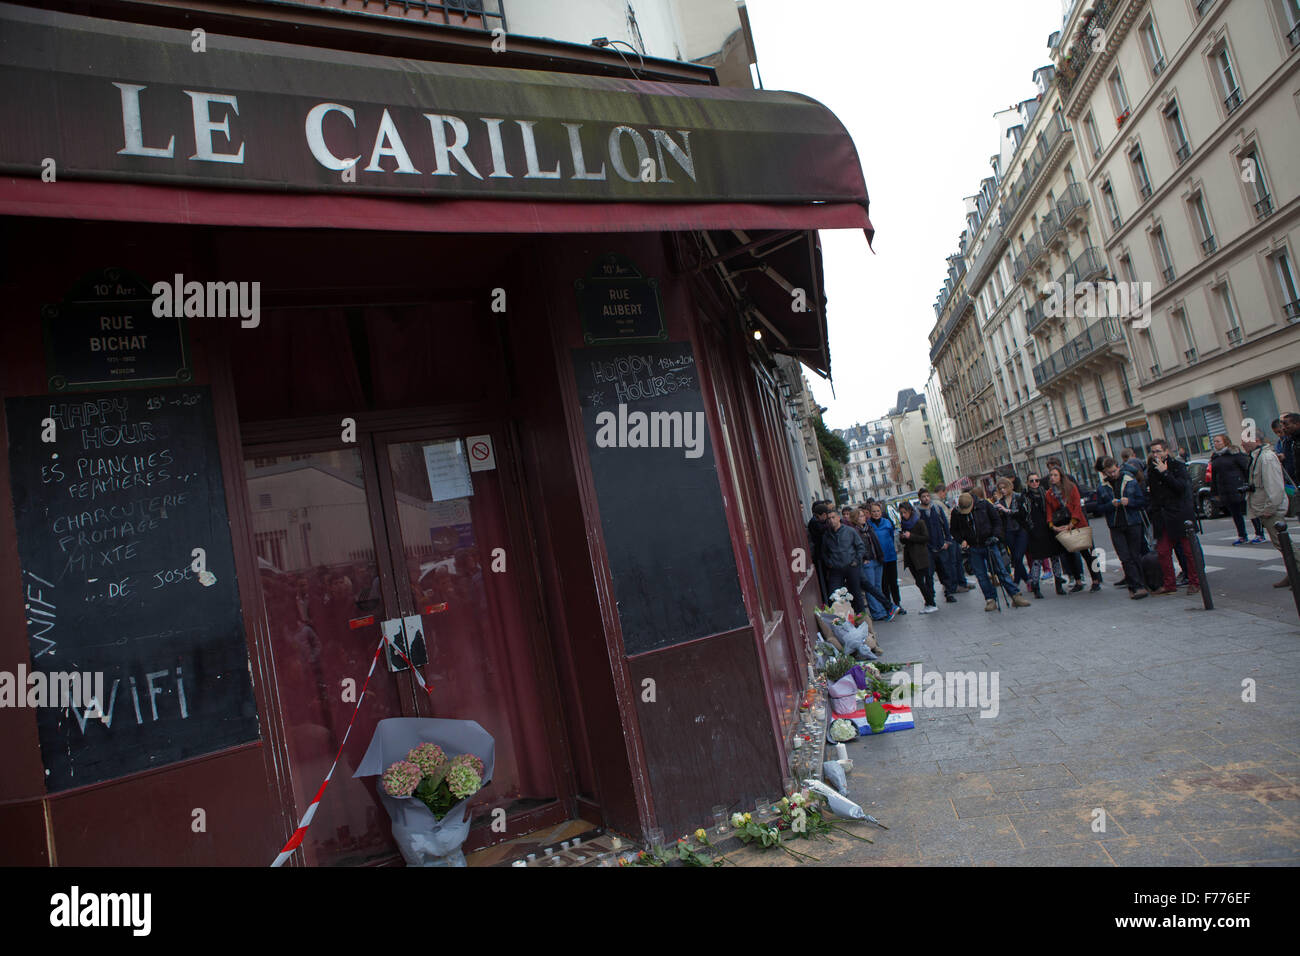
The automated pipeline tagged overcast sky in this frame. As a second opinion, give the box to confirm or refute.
[744,0,1067,431]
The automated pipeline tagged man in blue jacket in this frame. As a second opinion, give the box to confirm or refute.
[1096,456,1149,599]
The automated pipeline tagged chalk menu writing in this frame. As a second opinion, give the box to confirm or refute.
[572,342,747,656]
[5,386,259,791]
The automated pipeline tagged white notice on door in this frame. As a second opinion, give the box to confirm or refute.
[422,440,473,502]
[466,434,496,472]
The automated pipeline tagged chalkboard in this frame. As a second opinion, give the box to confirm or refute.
[5,386,259,791]
[572,342,748,656]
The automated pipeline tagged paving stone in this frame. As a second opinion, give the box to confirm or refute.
[981,763,1076,793]
[937,753,1020,774]
[913,815,1023,860]
[976,843,1114,866]
[1181,827,1300,864]
[952,792,1027,818]
[1007,807,1122,846]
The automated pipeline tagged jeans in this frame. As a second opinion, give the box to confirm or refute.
[1156,529,1199,589]
[1005,525,1030,584]
[968,543,1019,600]
[862,561,887,618]
[910,565,936,606]
[1226,500,1262,539]
[1109,522,1146,591]
[881,560,901,608]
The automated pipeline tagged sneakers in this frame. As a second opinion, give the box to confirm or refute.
[984,599,997,612]
[1068,580,1084,594]
[1250,535,1266,544]
[1010,593,1031,608]
[920,605,939,614]
[887,606,901,621]
[1089,581,1102,592]
[1130,588,1149,599]
[1176,573,1189,587]
[1040,570,1053,581]
[944,594,958,603]
[1232,537,1247,546]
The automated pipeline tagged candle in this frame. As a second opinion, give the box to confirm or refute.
[512,860,527,867]
[835,743,848,761]
[612,837,622,849]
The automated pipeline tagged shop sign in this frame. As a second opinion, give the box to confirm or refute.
[42,268,191,391]
[576,255,666,345]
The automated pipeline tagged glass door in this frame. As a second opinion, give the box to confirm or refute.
[373,431,565,841]
[244,446,414,866]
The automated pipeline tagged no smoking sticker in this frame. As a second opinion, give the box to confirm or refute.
[467,434,496,472]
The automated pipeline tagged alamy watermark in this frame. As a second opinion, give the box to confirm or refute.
[1043,275,1153,329]
[0,665,105,711]
[593,403,706,459]
[151,274,260,327]
[889,664,1000,718]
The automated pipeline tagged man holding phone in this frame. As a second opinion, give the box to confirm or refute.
[1144,439,1199,595]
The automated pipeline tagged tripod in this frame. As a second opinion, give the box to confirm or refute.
[982,538,1018,612]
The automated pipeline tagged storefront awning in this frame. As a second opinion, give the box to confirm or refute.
[0,2,872,378]
[0,3,871,237]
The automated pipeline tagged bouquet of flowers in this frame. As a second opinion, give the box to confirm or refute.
[381,743,485,821]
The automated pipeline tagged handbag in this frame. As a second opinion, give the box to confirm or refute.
[1055,525,1093,553]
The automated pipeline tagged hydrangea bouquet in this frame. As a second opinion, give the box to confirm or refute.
[381,743,485,821]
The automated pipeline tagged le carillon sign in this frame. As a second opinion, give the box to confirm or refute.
[0,4,867,208]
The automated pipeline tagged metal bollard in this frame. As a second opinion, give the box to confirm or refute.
[1183,519,1213,611]
[1273,521,1300,620]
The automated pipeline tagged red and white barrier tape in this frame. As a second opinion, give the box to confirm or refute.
[270,626,432,867]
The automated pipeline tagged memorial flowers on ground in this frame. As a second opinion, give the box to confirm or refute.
[381,743,484,821]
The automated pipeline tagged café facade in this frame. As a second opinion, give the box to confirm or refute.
[0,2,873,865]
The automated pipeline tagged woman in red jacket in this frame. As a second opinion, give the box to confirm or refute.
[1045,465,1101,593]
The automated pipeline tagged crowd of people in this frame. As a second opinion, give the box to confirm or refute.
[807,415,1300,617]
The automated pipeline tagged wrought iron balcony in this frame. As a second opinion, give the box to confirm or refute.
[1031,317,1127,389]
[1054,182,1089,227]
[1061,246,1108,285]
[1162,265,1176,285]
[272,0,507,29]
[1149,363,1161,378]
[1111,213,1122,233]
[1001,113,1070,226]
[1226,327,1243,346]
[1184,347,1199,364]
[1255,194,1274,220]
[1201,236,1218,256]
[1025,301,1048,335]
[1042,210,1067,248]
[1285,300,1300,322]
[1138,182,1153,201]
[1152,57,1166,77]
[1175,142,1190,165]
[1224,87,1243,114]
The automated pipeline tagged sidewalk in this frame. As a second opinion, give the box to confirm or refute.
[742,578,1300,866]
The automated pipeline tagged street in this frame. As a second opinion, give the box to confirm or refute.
[791,514,1300,866]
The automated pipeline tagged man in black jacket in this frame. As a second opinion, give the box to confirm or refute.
[1145,439,1199,595]
[808,501,832,600]
[950,493,1031,611]
[820,509,867,613]
[918,488,969,601]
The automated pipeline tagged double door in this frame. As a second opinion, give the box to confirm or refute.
[244,422,567,865]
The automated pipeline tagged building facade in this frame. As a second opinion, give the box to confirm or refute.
[924,366,962,486]
[0,0,873,864]
[1058,0,1300,456]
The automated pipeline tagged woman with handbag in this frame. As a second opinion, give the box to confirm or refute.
[1023,471,1067,596]
[1045,466,1101,593]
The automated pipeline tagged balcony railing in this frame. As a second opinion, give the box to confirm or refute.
[1061,246,1108,285]
[1285,300,1300,321]
[1001,113,1070,226]
[1226,327,1243,346]
[1138,182,1153,201]
[1175,142,1190,165]
[1026,301,1048,335]
[1149,363,1161,378]
[1055,182,1089,226]
[1201,236,1218,256]
[1224,87,1243,114]
[1111,213,1123,232]
[1152,57,1166,77]
[1184,347,1199,363]
[1290,22,1300,50]
[276,0,508,29]
[1255,194,1275,220]
[1031,317,1126,388]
